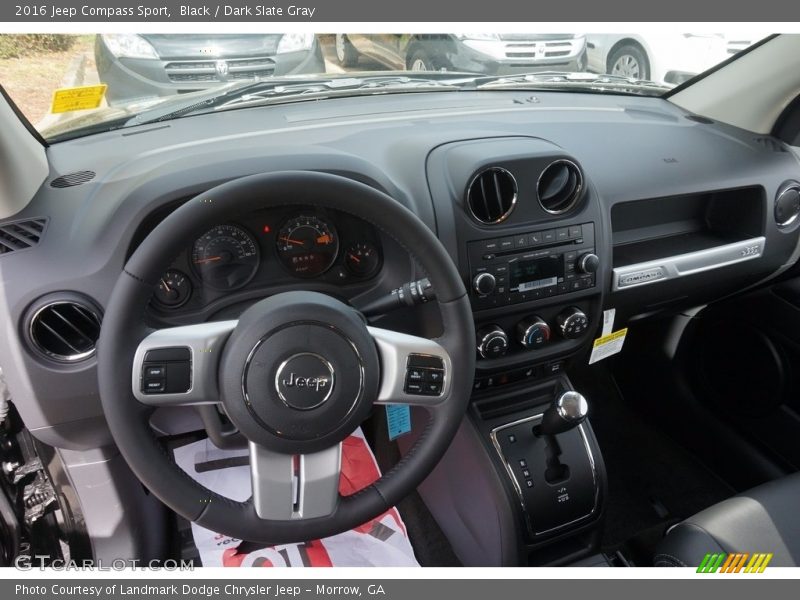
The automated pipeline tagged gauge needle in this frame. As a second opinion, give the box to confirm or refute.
[194,256,222,264]
[280,236,305,246]
[160,278,171,292]
[348,253,361,263]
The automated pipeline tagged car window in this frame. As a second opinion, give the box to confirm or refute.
[0,33,767,141]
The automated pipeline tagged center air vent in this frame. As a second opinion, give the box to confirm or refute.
[466,167,518,224]
[28,297,102,363]
[537,160,584,215]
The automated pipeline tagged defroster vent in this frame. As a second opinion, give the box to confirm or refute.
[0,217,47,256]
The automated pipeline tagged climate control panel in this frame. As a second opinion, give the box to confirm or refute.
[475,307,590,358]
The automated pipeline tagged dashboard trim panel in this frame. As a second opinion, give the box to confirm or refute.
[612,236,767,291]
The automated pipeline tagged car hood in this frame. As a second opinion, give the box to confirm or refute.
[141,34,284,60]
[497,34,581,41]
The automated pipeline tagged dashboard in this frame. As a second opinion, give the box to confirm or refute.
[1,88,799,451]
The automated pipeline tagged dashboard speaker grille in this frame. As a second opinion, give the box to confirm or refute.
[466,167,518,224]
[50,170,96,188]
[0,217,47,256]
[29,300,102,362]
[537,160,584,215]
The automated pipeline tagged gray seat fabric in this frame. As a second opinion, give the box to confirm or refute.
[654,472,800,567]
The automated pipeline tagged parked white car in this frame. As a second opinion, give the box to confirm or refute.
[586,34,765,86]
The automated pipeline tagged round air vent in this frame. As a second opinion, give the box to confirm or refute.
[466,167,518,224]
[537,160,584,215]
[28,297,102,362]
[775,181,800,229]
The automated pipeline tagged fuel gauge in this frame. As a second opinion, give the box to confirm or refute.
[344,242,381,278]
[154,270,192,308]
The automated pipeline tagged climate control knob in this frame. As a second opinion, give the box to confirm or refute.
[577,253,600,274]
[473,272,496,296]
[516,316,551,349]
[476,325,509,359]
[557,307,590,339]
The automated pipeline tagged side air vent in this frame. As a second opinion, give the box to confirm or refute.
[775,181,800,229]
[50,170,95,188]
[0,217,47,256]
[466,167,518,224]
[537,159,584,215]
[28,297,102,363]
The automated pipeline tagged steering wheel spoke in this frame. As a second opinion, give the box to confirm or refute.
[131,320,237,406]
[368,326,453,406]
[249,442,342,520]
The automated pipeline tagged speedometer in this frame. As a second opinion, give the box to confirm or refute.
[276,214,339,278]
[191,224,260,291]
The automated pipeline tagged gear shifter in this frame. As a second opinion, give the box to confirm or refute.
[538,390,588,436]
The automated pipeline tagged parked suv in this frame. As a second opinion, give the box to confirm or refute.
[96,34,325,104]
[335,33,587,74]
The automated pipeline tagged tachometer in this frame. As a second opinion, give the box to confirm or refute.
[191,224,260,291]
[276,214,339,278]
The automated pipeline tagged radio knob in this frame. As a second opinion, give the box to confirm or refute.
[473,272,496,295]
[476,325,509,359]
[557,307,590,339]
[517,316,551,349]
[577,253,600,274]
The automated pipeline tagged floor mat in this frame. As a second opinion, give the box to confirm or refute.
[570,366,734,558]
[172,428,419,567]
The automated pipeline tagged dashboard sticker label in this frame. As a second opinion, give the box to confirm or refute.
[601,308,616,337]
[589,328,628,365]
[386,405,412,440]
[50,84,107,114]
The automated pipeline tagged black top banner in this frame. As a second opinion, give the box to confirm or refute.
[1,0,799,22]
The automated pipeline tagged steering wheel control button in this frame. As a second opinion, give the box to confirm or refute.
[558,307,590,339]
[144,379,165,393]
[144,364,166,378]
[404,354,445,396]
[140,347,191,394]
[516,316,551,349]
[275,353,335,411]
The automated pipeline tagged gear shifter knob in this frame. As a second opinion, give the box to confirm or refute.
[538,391,588,435]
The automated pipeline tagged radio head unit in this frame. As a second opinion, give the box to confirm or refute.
[468,223,597,310]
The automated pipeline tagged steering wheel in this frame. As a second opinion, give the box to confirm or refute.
[97,171,475,544]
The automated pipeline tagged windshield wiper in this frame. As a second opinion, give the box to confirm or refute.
[473,71,670,94]
[128,76,467,126]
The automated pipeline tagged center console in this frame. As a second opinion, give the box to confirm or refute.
[413,136,610,565]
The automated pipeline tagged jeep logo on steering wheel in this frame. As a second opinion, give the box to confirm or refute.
[275,353,335,410]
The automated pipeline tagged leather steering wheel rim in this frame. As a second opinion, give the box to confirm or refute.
[97,171,475,544]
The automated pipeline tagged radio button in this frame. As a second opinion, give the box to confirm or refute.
[479,239,499,253]
[498,237,515,251]
[556,228,570,241]
[542,230,556,243]
[568,225,582,239]
[473,272,497,295]
[529,232,543,245]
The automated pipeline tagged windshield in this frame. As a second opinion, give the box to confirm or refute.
[0,33,768,141]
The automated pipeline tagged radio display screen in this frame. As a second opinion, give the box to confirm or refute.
[510,256,562,293]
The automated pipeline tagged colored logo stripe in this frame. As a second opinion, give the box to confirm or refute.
[697,553,772,573]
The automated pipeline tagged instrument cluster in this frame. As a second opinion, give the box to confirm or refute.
[151,207,383,312]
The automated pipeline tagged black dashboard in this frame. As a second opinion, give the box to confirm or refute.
[1,88,799,450]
